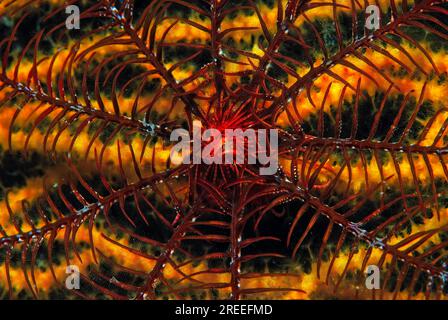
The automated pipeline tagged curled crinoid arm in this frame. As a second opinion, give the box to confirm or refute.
[0,0,447,300]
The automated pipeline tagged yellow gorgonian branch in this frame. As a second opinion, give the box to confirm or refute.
[0,0,447,301]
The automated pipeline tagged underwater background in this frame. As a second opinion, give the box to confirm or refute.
[0,0,448,300]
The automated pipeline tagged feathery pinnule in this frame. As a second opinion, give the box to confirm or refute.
[0,0,447,300]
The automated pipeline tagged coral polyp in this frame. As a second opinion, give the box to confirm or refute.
[0,0,447,300]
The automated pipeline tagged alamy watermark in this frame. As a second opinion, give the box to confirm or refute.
[65,5,80,30]
[65,265,80,290]
[65,4,381,32]
[170,121,278,175]
[365,265,381,289]
[365,5,380,31]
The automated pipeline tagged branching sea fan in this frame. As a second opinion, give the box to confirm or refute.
[0,0,447,300]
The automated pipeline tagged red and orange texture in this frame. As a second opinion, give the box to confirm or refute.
[0,0,447,300]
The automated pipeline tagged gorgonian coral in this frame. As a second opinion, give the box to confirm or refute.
[0,0,448,300]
